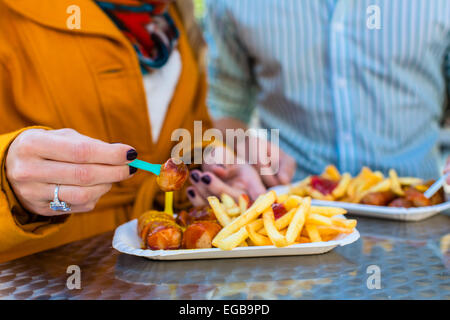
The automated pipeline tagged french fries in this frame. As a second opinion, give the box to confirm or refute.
[221,193,242,216]
[389,169,405,196]
[307,213,332,226]
[310,206,347,217]
[208,196,232,227]
[286,197,310,244]
[246,225,272,246]
[289,165,435,207]
[208,191,357,250]
[238,194,250,213]
[322,165,341,181]
[332,173,351,198]
[263,209,288,247]
[212,191,276,247]
[216,227,249,251]
[305,224,322,242]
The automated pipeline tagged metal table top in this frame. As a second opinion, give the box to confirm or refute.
[0,214,449,300]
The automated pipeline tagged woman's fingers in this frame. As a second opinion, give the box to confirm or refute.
[189,169,213,199]
[16,183,113,216]
[6,128,139,217]
[47,184,112,205]
[16,128,137,165]
[197,171,244,200]
[34,203,104,216]
[186,186,208,207]
[202,163,239,180]
[187,164,268,209]
[12,159,135,186]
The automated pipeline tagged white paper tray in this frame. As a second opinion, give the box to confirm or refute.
[271,184,450,222]
[112,219,360,260]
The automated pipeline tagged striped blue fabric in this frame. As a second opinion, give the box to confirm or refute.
[204,0,450,180]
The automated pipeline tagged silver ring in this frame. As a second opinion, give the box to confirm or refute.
[49,185,71,212]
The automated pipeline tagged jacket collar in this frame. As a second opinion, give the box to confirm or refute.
[4,0,125,41]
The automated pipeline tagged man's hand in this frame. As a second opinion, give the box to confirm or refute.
[242,135,296,188]
[6,128,138,216]
[212,117,296,188]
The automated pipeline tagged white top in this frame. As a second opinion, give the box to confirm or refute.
[142,49,182,143]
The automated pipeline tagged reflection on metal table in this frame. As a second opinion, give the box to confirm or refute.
[0,214,449,300]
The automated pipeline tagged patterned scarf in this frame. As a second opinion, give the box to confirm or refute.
[96,0,179,74]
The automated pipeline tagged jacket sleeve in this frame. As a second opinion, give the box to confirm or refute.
[0,62,70,253]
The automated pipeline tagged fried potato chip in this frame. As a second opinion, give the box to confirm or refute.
[259,207,297,236]
[321,234,339,242]
[398,177,423,186]
[247,218,264,232]
[284,195,303,210]
[226,207,241,216]
[305,224,322,242]
[389,169,405,196]
[290,176,311,197]
[317,225,354,235]
[221,193,236,209]
[414,185,429,192]
[347,167,379,201]
[374,171,385,179]
[365,178,391,194]
[310,206,347,217]
[238,240,248,247]
[277,194,289,203]
[322,165,341,181]
[286,197,311,244]
[307,213,333,226]
[212,191,276,247]
[216,227,249,251]
[208,196,232,227]
[296,236,311,243]
[306,186,334,201]
[331,217,357,229]
[246,225,272,246]
[263,209,288,247]
[332,173,351,199]
[238,194,250,213]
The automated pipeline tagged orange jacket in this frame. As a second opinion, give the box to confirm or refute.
[0,0,211,262]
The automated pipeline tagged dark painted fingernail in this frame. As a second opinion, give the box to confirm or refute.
[187,189,195,198]
[127,149,138,161]
[191,172,200,183]
[201,174,211,185]
[129,166,138,175]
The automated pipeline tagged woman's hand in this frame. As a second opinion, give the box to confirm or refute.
[186,163,267,207]
[5,128,138,216]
